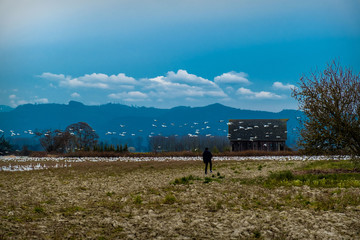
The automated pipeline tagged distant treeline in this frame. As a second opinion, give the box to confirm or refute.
[92,143,128,153]
[149,135,230,153]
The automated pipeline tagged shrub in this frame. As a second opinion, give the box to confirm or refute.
[269,170,294,181]
[34,206,44,214]
[172,175,200,185]
[133,195,142,204]
[163,194,176,204]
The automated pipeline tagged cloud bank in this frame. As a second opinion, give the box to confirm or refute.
[9,94,49,108]
[37,70,292,108]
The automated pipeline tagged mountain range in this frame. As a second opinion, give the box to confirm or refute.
[0,101,302,150]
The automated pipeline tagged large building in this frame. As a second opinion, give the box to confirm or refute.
[228,119,288,151]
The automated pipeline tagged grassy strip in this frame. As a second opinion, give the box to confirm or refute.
[172,173,225,185]
[238,160,360,188]
[265,171,360,188]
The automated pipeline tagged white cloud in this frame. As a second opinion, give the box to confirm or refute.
[141,70,227,99]
[78,73,137,84]
[237,87,253,95]
[166,69,216,87]
[38,72,70,83]
[10,97,49,107]
[236,87,282,99]
[254,91,282,99]
[34,98,49,104]
[214,71,251,85]
[39,72,136,89]
[272,81,296,90]
[71,92,80,98]
[9,94,16,99]
[108,91,148,101]
[60,78,109,89]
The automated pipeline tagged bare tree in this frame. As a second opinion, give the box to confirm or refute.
[0,133,13,155]
[35,129,72,153]
[292,60,360,155]
[65,122,99,151]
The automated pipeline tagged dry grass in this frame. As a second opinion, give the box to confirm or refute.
[1,158,359,239]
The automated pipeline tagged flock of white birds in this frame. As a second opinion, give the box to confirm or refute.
[0,155,352,172]
[103,119,229,138]
[1,119,230,138]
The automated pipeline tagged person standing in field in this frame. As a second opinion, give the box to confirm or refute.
[203,147,213,175]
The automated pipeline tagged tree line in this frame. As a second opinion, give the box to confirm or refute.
[34,122,128,154]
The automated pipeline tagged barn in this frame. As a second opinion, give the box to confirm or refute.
[228,119,288,151]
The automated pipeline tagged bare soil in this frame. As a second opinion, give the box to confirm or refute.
[1,159,359,239]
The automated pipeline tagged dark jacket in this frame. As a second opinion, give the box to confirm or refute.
[203,149,212,163]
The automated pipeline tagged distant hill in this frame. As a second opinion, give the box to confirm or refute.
[0,105,13,112]
[0,101,303,150]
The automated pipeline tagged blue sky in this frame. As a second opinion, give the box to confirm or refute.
[1,0,359,112]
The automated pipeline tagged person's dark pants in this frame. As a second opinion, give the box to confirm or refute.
[204,160,212,174]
